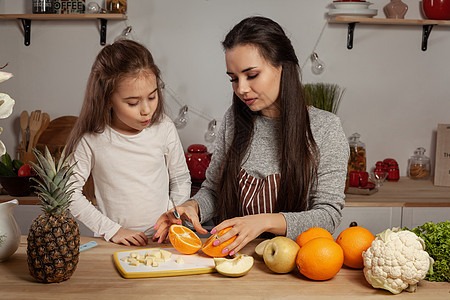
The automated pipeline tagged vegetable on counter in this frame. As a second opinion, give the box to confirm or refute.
[362,227,434,295]
[406,221,450,282]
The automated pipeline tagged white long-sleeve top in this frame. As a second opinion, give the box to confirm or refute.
[69,115,191,241]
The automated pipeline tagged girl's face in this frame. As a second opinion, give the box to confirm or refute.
[110,72,159,135]
[225,44,282,118]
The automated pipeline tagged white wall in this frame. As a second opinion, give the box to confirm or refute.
[1,0,449,176]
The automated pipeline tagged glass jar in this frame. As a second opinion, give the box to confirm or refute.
[33,0,54,14]
[106,0,127,13]
[348,132,366,172]
[408,147,431,179]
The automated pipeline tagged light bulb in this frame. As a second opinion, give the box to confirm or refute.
[115,26,133,41]
[204,119,217,143]
[310,52,325,75]
[87,2,106,13]
[174,105,188,129]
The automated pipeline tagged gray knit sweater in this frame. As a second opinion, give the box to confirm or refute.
[193,106,349,240]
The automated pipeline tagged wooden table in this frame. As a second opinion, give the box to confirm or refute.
[0,237,448,299]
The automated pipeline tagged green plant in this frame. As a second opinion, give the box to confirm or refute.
[303,83,344,114]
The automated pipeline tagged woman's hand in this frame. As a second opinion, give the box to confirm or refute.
[153,199,209,243]
[110,228,148,246]
[212,213,287,256]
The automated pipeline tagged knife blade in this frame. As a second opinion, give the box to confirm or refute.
[169,198,180,219]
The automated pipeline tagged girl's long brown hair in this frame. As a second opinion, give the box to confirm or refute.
[66,39,165,154]
[215,16,319,223]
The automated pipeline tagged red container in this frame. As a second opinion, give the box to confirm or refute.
[185,144,212,181]
[422,0,450,20]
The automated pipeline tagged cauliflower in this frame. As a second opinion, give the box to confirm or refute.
[362,227,434,294]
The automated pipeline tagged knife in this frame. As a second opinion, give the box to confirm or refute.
[169,198,180,219]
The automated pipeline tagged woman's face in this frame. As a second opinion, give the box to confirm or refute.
[225,44,282,118]
[110,72,159,135]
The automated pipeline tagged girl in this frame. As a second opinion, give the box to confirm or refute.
[67,40,190,246]
[155,16,349,255]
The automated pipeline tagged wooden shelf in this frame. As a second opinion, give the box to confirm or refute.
[0,13,127,46]
[328,17,450,51]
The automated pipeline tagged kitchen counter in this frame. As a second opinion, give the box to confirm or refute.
[0,236,448,299]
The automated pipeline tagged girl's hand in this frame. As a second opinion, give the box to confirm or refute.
[212,214,286,256]
[110,228,148,246]
[153,199,209,243]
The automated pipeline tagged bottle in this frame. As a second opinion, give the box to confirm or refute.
[407,147,431,179]
[32,0,54,14]
[348,133,366,172]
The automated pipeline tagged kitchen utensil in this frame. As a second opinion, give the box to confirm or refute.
[19,110,29,150]
[79,241,98,252]
[169,198,180,219]
[113,247,215,278]
[32,112,50,148]
[27,110,42,153]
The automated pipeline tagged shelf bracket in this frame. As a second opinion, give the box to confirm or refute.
[20,19,31,46]
[99,18,107,46]
[347,22,356,50]
[421,24,433,51]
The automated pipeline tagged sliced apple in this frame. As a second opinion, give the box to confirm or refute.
[255,239,271,257]
[214,254,254,277]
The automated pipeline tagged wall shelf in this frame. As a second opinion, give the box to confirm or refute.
[0,14,127,46]
[328,16,450,51]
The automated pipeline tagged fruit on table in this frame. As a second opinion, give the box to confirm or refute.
[202,227,236,258]
[295,227,334,248]
[121,249,173,267]
[214,254,254,277]
[18,164,32,177]
[336,226,375,269]
[263,236,300,274]
[255,239,270,257]
[362,227,434,294]
[296,237,344,280]
[27,147,80,283]
[168,224,202,255]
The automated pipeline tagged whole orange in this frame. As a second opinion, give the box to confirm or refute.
[296,237,344,280]
[201,227,236,257]
[295,227,334,248]
[336,226,375,269]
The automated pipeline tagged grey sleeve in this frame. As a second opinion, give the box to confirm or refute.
[281,113,349,239]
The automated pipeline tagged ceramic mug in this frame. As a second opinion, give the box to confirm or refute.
[349,171,369,187]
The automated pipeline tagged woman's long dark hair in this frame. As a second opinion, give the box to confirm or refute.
[215,16,319,222]
[66,39,165,154]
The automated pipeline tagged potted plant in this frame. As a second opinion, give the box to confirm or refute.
[303,83,345,114]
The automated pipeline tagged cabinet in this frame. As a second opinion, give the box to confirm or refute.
[328,16,450,51]
[0,13,127,46]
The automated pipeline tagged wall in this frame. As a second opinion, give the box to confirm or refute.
[1,0,450,176]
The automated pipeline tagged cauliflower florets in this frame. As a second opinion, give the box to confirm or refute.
[362,228,434,294]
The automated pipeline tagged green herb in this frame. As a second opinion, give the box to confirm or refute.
[303,83,345,114]
[406,221,450,282]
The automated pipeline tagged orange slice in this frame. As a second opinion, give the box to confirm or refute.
[168,224,202,255]
[201,227,236,258]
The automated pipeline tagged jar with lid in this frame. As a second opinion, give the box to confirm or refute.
[407,147,431,179]
[106,0,127,13]
[32,0,54,14]
[348,132,366,172]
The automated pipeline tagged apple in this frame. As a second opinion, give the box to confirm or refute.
[255,239,270,257]
[263,236,300,274]
[214,254,254,277]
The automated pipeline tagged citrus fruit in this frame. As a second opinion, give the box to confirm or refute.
[296,237,344,280]
[214,254,254,277]
[168,224,202,255]
[336,226,375,269]
[295,227,334,248]
[201,227,236,257]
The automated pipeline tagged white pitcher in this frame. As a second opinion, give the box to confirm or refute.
[0,199,21,262]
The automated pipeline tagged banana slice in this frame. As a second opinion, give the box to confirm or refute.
[214,254,254,277]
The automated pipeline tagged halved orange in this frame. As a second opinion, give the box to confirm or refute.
[201,227,237,257]
[168,224,202,255]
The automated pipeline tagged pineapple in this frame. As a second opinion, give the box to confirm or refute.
[27,146,80,283]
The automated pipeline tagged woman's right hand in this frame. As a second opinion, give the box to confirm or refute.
[153,199,208,243]
[110,227,148,246]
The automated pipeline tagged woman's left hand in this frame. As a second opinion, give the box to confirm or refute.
[211,213,286,256]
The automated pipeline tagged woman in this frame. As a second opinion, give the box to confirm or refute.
[155,16,349,255]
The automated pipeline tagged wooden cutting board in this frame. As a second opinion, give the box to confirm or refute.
[36,115,78,146]
[113,247,216,279]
